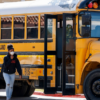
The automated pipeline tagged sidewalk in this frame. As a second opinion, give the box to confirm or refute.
[0,89,86,100]
[34,89,86,99]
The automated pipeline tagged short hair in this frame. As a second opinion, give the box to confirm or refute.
[7,44,14,50]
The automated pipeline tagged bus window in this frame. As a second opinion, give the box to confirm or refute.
[79,12,100,38]
[40,15,44,38]
[47,19,53,38]
[65,16,75,85]
[66,17,75,51]
[66,17,75,38]
[40,15,52,38]
[66,55,75,83]
[27,15,38,39]
[1,17,12,39]
[14,16,25,39]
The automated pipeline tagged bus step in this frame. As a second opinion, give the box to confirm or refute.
[57,91,62,94]
[65,83,75,89]
[68,75,75,77]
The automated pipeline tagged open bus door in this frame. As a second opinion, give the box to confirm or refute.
[44,13,76,95]
[44,14,57,94]
[62,13,76,95]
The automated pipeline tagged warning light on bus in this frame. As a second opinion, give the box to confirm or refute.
[93,2,98,9]
[88,1,99,9]
[88,2,93,8]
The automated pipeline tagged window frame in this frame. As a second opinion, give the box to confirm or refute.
[78,11,100,38]
[0,13,54,41]
[40,14,45,39]
[13,15,25,40]
[1,16,12,40]
[27,15,39,39]
[40,15,53,39]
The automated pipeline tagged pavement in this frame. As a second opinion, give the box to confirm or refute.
[0,89,86,100]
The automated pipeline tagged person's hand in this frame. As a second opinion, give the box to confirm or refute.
[19,75,22,79]
[11,55,14,59]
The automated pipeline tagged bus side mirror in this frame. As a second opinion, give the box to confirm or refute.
[82,15,91,25]
[82,27,91,37]
[81,14,91,37]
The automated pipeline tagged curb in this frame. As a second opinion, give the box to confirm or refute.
[33,92,85,98]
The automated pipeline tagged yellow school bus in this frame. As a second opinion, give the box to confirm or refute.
[0,0,100,99]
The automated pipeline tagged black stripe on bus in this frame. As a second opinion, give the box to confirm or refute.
[0,52,44,55]
[0,64,52,68]
[38,76,53,80]
[21,64,52,68]
[15,75,29,79]
[0,39,53,43]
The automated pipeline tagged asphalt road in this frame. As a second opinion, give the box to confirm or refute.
[0,89,86,100]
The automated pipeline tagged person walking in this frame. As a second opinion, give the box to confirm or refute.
[2,44,22,100]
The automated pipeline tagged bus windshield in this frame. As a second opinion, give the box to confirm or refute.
[79,12,100,38]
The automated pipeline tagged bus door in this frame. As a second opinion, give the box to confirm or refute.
[44,14,57,94]
[62,14,76,95]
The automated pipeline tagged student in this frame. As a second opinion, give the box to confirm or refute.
[3,44,22,100]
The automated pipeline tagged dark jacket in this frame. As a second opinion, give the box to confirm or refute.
[3,53,22,75]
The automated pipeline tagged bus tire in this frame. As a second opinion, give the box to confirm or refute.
[25,81,35,97]
[83,69,100,100]
[12,84,28,97]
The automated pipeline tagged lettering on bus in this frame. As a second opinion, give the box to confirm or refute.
[0,45,5,50]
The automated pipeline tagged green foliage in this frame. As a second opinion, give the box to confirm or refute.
[66,24,73,43]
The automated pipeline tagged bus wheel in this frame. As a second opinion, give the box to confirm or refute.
[12,83,28,97]
[83,69,100,100]
[25,81,35,97]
